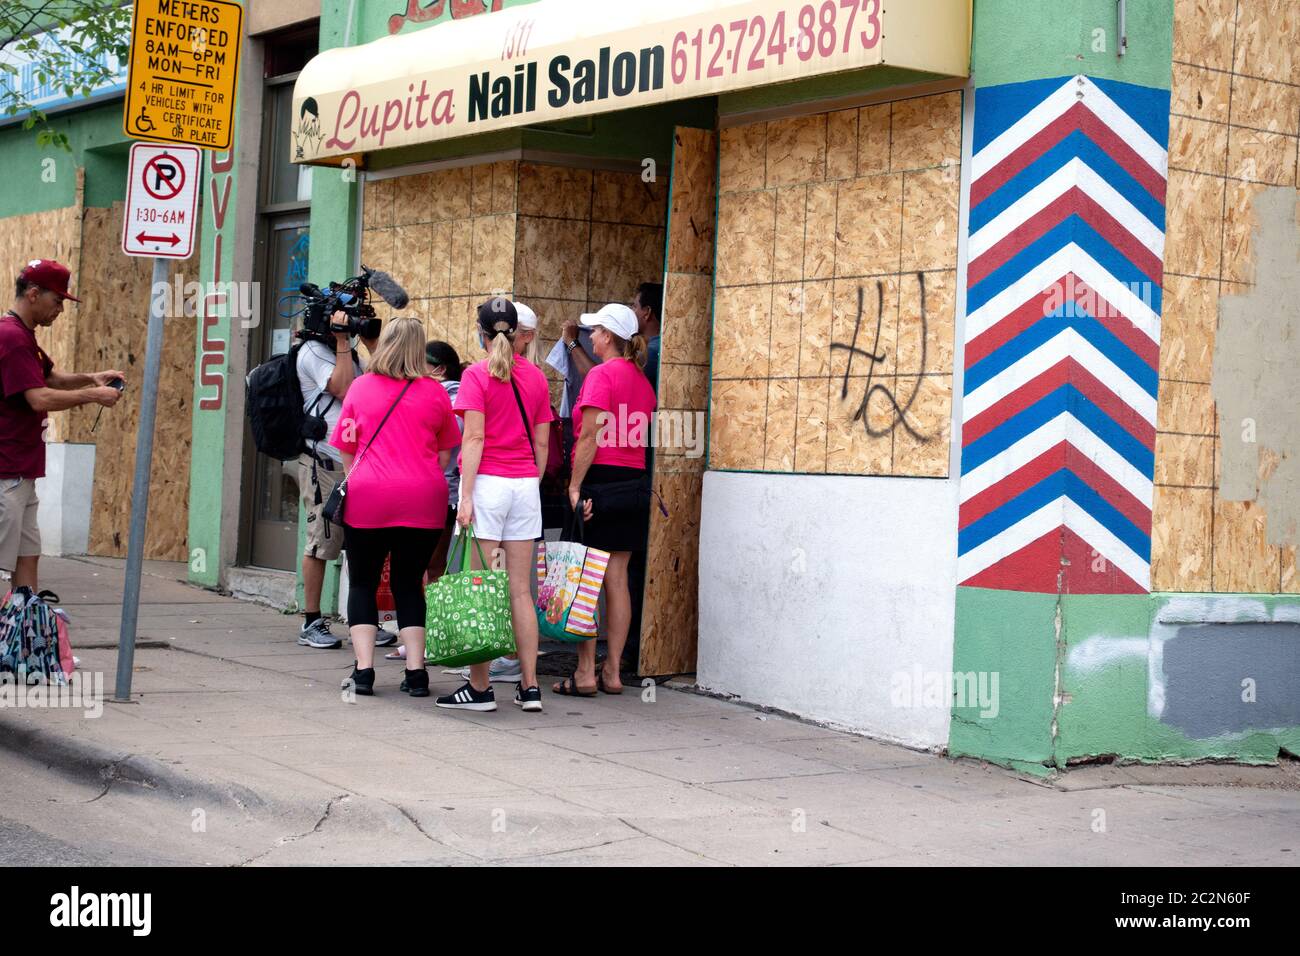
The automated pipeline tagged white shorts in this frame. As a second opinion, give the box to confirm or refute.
[468,474,542,541]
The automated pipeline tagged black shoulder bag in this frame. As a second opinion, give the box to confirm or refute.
[322,380,413,527]
[509,376,539,463]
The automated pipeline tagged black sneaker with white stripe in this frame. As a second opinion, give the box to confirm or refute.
[513,684,542,712]
[434,681,497,712]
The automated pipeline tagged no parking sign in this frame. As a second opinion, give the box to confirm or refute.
[121,142,201,258]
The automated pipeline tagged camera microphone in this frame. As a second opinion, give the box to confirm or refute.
[368,270,409,309]
[299,281,323,298]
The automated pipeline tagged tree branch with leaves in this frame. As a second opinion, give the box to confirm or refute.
[0,1,132,149]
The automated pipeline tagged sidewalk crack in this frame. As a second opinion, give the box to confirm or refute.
[236,792,347,866]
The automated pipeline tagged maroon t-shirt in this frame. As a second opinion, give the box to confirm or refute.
[0,312,53,479]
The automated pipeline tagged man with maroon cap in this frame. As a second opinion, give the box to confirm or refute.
[1,259,124,590]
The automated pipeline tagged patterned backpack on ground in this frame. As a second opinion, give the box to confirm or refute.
[0,587,71,685]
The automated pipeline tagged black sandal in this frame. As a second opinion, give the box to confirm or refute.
[596,671,623,695]
[552,673,597,697]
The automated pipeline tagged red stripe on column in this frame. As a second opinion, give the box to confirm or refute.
[961,356,1155,449]
[972,102,1083,208]
[958,526,1146,594]
[959,441,1151,532]
[968,188,1164,288]
[1077,108,1167,202]
[965,274,1160,370]
[972,102,1168,212]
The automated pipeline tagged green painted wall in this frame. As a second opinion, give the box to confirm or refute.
[1057,594,1300,766]
[337,0,541,46]
[952,589,1300,771]
[972,0,1173,90]
[186,0,249,589]
[948,588,1059,775]
[0,101,133,216]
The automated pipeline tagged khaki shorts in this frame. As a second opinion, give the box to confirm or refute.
[299,455,343,561]
[0,477,41,573]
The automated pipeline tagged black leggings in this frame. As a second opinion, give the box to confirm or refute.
[343,525,439,629]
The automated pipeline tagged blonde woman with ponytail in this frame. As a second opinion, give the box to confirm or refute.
[513,300,542,366]
[553,304,657,698]
[438,297,554,713]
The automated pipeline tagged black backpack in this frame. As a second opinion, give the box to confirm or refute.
[246,343,336,461]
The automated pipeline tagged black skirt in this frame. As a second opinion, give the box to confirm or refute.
[580,464,650,553]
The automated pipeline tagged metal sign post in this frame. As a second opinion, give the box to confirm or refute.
[113,142,201,701]
[113,256,171,701]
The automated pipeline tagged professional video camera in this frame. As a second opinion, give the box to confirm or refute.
[286,265,410,343]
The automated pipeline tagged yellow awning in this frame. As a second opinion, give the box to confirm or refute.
[291,0,970,164]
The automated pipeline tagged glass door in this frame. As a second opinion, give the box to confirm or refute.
[246,217,310,570]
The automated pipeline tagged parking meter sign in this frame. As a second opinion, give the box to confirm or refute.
[122,0,242,149]
[121,143,201,258]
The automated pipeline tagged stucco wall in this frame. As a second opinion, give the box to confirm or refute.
[697,470,959,749]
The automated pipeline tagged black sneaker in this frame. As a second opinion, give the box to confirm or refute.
[434,681,496,711]
[343,663,375,696]
[374,629,399,647]
[400,668,430,698]
[513,684,543,712]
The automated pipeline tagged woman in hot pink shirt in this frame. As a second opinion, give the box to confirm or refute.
[329,317,461,700]
[557,303,657,698]
[438,298,553,714]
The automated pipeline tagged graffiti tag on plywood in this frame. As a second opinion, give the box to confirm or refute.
[830,272,932,442]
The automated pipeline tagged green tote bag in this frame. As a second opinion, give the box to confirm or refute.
[424,524,516,667]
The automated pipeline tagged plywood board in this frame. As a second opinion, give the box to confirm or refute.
[78,202,195,561]
[592,170,667,227]
[1212,497,1281,592]
[714,189,774,287]
[470,213,516,296]
[826,108,858,181]
[666,128,719,275]
[719,122,765,193]
[517,163,592,219]
[834,174,903,277]
[890,92,962,171]
[1151,485,1214,592]
[1173,0,1236,70]
[587,222,664,304]
[640,471,704,675]
[766,114,826,187]
[514,216,589,300]
[1152,0,1300,594]
[0,199,83,444]
[640,126,717,677]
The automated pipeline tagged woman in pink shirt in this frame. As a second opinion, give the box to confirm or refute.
[329,317,461,699]
[437,297,553,714]
[555,303,657,698]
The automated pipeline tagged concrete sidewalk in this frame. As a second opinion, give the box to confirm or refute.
[0,555,1296,866]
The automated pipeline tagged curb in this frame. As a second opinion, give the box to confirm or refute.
[0,710,274,814]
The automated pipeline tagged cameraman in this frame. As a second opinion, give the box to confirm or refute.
[296,310,377,650]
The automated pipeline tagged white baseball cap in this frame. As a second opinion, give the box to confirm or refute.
[579,303,638,340]
[513,300,538,330]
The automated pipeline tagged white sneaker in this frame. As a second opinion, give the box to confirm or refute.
[457,656,522,683]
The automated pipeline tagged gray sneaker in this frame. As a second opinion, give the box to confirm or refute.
[457,656,522,683]
[298,617,342,649]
